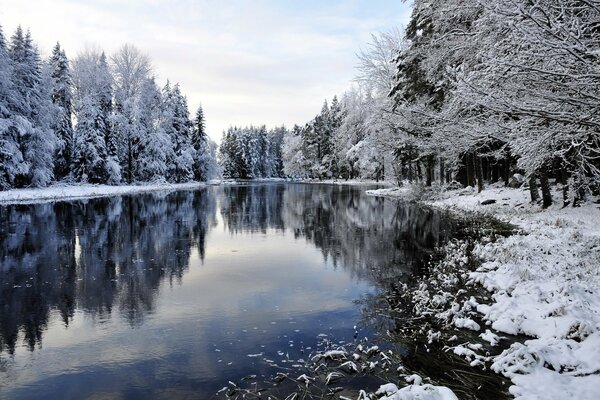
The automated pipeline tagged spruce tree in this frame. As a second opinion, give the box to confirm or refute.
[191,104,209,181]
[98,52,120,184]
[162,83,194,182]
[9,28,55,187]
[49,42,73,180]
[137,77,169,182]
[72,49,111,183]
[0,24,26,190]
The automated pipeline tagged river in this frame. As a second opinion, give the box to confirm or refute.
[0,183,453,399]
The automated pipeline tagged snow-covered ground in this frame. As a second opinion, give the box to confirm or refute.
[308,178,394,186]
[0,182,208,205]
[368,183,600,400]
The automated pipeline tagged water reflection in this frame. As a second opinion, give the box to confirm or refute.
[0,189,217,353]
[219,184,448,282]
[0,183,451,398]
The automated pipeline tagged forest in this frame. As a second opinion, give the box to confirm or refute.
[2,0,598,209]
[0,25,219,190]
[272,0,599,208]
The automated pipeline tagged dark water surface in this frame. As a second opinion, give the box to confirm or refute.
[0,183,450,399]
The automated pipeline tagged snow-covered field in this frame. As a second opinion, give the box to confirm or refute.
[368,183,600,400]
[0,182,208,205]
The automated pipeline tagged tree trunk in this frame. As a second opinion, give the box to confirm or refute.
[529,174,540,203]
[539,166,552,208]
[426,155,434,187]
[416,162,423,182]
[439,158,445,185]
[560,167,570,207]
[475,154,484,193]
[503,155,511,186]
[466,153,474,188]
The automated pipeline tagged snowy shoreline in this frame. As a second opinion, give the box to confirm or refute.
[0,182,210,205]
[367,183,600,400]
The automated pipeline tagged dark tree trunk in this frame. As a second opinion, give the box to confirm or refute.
[475,154,484,193]
[466,153,474,188]
[439,158,445,185]
[504,155,511,186]
[539,166,552,208]
[416,162,423,182]
[529,174,540,203]
[560,167,570,207]
[426,155,434,187]
[491,160,499,183]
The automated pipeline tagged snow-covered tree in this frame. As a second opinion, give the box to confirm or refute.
[191,104,215,181]
[0,24,26,190]
[111,44,152,183]
[162,82,195,182]
[48,42,73,180]
[219,125,286,179]
[136,77,169,182]
[282,124,310,179]
[9,27,56,187]
[72,48,113,183]
[455,0,600,205]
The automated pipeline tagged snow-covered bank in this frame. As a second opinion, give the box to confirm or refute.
[368,183,600,399]
[0,182,209,205]
[307,178,394,186]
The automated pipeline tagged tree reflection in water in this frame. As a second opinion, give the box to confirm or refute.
[0,183,449,368]
[0,189,217,354]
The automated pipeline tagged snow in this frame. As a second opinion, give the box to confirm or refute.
[0,182,206,205]
[375,380,459,400]
[368,183,600,400]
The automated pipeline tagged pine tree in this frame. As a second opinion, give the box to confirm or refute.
[0,24,26,190]
[136,77,169,182]
[9,27,55,187]
[191,104,209,181]
[162,83,194,182]
[72,49,111,183]
[49,42,73,180]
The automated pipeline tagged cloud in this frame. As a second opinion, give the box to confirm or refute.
[0,0,411,141]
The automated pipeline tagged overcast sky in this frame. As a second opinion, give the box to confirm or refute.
[1,0,412,141]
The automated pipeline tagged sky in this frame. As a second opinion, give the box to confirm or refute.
[0,0,412,142]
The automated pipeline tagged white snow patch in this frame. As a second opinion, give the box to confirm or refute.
[0,182,206,205]
[375,381,458,400]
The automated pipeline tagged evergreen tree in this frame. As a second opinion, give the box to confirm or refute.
[98,52,120,184]
[72,97,109,183]
[162,83,194,182]
[72,49,111,183]
[136,77,169,182]
[49,42,73,180]
[0,24,26,190]
[9,27,55,187]
[191,104,210,181]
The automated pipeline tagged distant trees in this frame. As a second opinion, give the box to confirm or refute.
[0,23,218,190]
[219,125,285,179]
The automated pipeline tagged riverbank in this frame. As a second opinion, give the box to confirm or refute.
[0,181,210,205]
[367,183,600,400]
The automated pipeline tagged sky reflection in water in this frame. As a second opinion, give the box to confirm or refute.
[0,183,448,399]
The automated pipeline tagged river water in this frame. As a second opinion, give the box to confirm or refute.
[0,183,451,399]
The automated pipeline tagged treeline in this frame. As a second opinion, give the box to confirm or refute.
[0,24,218,190]
[283,93,387,181]
[283,1,599,207]
[219,125,285,179]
